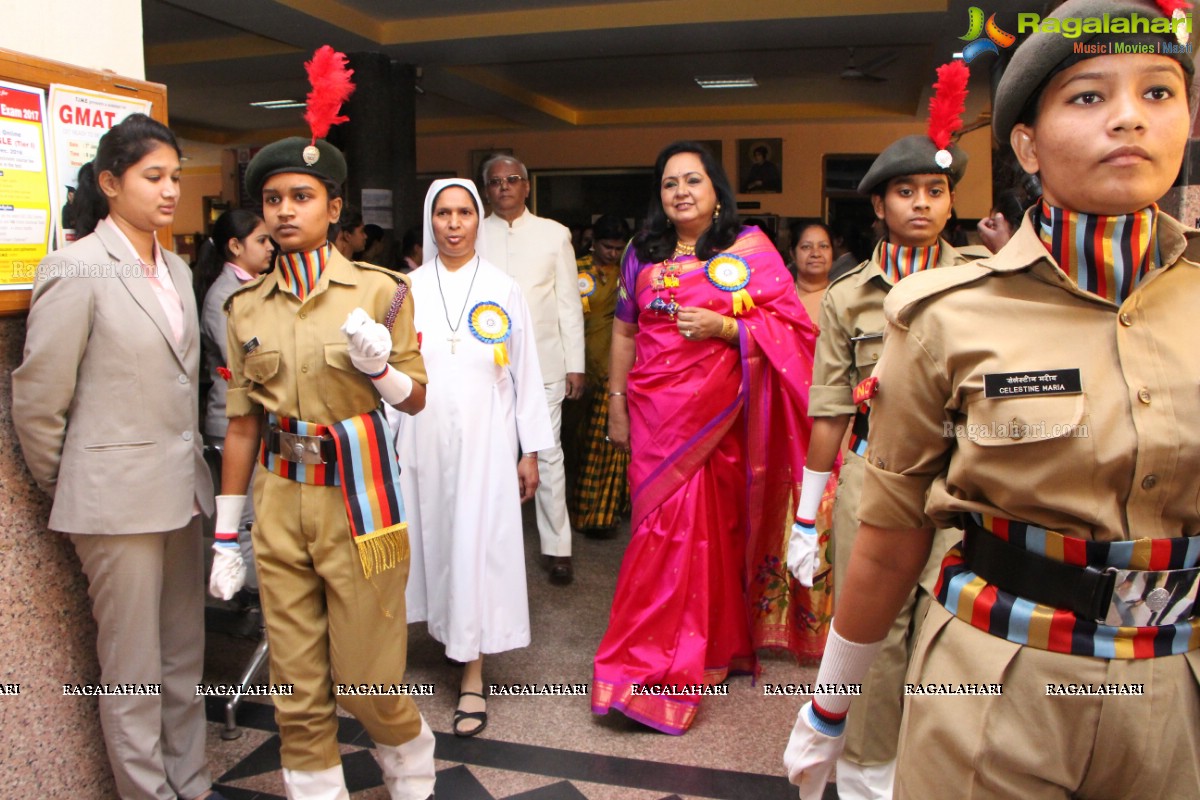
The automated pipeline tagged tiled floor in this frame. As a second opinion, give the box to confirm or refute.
[203,508,834,799]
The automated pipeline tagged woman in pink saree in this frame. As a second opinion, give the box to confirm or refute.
[592,141,817,734]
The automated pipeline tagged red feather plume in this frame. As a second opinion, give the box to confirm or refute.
[927,60,970,151]
[1156,0,1192,17]
[303,46,355,144]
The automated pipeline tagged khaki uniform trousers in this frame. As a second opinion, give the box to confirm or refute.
[897,603,1200,799]
[253,469,422,771]
[831,450,958,765]
[69,519,211,800]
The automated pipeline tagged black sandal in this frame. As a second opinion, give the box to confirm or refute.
[453,688,488,737]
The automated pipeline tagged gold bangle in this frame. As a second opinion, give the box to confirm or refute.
[608,391,626,397]
[720,316,738,342]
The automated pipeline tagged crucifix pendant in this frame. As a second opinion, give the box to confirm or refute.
[448,333,461,354]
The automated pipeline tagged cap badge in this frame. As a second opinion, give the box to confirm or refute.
[302,145,320,165]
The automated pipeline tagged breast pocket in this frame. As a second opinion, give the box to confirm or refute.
[853,334,884,370]
[962,393,1087,447]
[243,350,281,385]
[322,342,365,420]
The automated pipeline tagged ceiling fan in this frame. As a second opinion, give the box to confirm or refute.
[840,48,897,82]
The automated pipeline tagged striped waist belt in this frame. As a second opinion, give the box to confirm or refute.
[935,514,1200,658]
[261,414,339,486]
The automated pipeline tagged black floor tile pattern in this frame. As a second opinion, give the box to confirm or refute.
[206,702,810,799]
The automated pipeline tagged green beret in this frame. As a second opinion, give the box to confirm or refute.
[857,135,968,195]
[244,136,347,199]
[993,0,1195,144]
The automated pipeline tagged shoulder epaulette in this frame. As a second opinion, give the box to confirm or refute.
[826,257,872,289]
[353,261,409,286]
[882,263,992,328]
[953,244,993,262]
[222,272,269,313]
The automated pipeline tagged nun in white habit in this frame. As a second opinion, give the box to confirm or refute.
[393,178,553,737]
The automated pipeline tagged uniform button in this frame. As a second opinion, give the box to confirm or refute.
[1138,388,1151,404]
[1010,418,1023,440]
[875,458,886,469]
[870,351,878,360]
[182,430,192,442]
[1141,474,1158,490]
[301,364,309,373]
[299,311,307,320]
[1119,312,1133,327]
[178,374,188,384]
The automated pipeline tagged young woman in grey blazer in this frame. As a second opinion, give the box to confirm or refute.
[12,114,224,800]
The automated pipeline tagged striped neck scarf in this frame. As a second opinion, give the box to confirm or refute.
[1036,201,1159,304]
[880,241,941,283]
[278,244,331,301]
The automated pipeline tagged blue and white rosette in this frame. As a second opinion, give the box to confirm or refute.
[468,301,512,366]
[704,253,754,315]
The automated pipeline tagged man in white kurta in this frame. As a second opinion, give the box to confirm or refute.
[481,155,585,583]
[396,190,554,662]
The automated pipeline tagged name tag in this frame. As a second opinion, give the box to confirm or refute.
[243,336,261,354]
[983,369,1082,398]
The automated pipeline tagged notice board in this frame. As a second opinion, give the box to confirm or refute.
[0,48,168,316]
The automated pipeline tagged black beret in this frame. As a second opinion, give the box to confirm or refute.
[244,137,347,199]
[857,135,968,195]
[993,0,1195,144]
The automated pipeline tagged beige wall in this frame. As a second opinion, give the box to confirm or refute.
[178,168,224,237]
[0,0,145,80]
[418,119,993,220]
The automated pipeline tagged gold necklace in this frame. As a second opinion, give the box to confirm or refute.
[673,241,696,258]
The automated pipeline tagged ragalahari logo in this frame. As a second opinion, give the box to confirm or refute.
[960,7,1017,62]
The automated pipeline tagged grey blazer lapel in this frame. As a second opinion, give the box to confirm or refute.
[95,223,186,366]
[165,249,199,363]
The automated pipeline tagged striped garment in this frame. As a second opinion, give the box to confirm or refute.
[277,244,331,301]
[1036,201,1159,304]
[260,413,338,486]
[935,513,1200,658]
[260,410,408,578]
[880,241,941,284]
[571,387,630,530]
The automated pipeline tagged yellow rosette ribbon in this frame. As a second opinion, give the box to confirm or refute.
[705,253,754,316]
[577,272,596,314]
[468,301,513,366]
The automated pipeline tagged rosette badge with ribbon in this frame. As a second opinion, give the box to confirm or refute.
[469,301,513,366]
[705,253,755,316]
[578,272,596,313]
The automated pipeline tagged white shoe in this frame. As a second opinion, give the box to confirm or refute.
[374,715,436,800]
[281,765,350,800]
[835,757,895,800]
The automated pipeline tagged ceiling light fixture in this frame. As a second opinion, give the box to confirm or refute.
[694,75,758,89]
[249,99,307,109]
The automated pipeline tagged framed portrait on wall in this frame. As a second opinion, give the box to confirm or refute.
[738,138,783,194]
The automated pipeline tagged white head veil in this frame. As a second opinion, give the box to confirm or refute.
[421,178,488,265]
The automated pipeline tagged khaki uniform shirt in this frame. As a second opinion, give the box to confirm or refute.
[225,248,426,424]
[859,213,1200,542]
[810,238,981,417]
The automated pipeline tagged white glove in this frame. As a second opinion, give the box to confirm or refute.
[341,308,391,376]
[784,701,845,798]
[370,365,414,406]
[209,494,247,600]
[787,467,831,586]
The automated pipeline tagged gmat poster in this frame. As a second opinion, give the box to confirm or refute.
[0,80,53,290]
[48,85,151,249]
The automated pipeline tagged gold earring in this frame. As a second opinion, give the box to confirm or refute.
[713,203,722,220]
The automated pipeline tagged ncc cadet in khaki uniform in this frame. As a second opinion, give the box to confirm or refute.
[211,123,437,797]
[786,2,1200,798]
[785,61,985,800]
